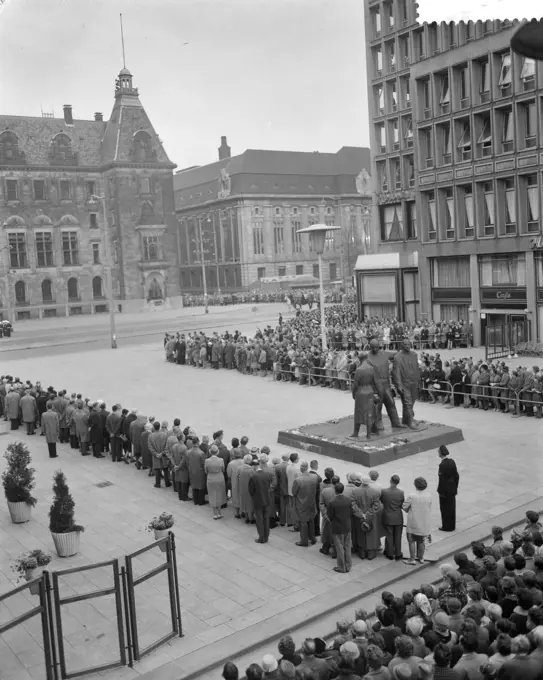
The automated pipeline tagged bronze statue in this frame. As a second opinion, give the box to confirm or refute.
[351,352,380,439]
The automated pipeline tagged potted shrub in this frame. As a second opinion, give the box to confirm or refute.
[12,549,52,595]
[49,470,84,557]
[2,441,37,523]
[146,512,174,552]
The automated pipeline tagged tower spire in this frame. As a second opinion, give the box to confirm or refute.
[120,13,126,69]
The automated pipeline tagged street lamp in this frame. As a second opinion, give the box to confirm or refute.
[0,241,12,324]
[511,19,543,60]
[89,195,117,349]
[197,216,209,314]
[296,223,341,351]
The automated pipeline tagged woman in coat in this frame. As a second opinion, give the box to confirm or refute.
[238,454,256,523]
[5,389,21,430]
[140,423,153,474]
[204,445,227,519]
[403,477,432,566]
[227,448,244,518]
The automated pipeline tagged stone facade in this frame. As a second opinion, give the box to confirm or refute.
[0,68,177,321]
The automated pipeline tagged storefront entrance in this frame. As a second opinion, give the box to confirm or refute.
[483,313,531,359]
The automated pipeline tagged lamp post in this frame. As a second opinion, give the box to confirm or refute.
[90,195,117,349]
[296,223,341,351]
[197,216,209,314]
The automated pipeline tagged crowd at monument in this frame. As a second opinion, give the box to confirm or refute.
[219,510,543,680]
[163,305,542,419]
[180,289,354,308]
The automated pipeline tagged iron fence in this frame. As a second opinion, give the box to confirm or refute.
[0,533,182,680]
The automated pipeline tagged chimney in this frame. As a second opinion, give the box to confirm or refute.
[218,135,231,160]
[63,105,73,125]
[94,112,103,122]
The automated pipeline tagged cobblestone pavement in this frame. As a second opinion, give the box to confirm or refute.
[0,327,540,679]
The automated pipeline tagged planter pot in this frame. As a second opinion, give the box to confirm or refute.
[51,531,80,557]
[7,501,32,524]
[154,528,169,552]
[24,566,45,595]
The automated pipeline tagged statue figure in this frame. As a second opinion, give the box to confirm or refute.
[392,339,422,431]
[366,339,406,432]
[356,168,371,195]
[148,276,164,301]
[351,352,380,439]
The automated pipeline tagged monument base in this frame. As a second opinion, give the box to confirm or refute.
[277,415,464,467]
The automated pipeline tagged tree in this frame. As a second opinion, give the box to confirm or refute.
[2,441,37,506]
[48,470,84,533]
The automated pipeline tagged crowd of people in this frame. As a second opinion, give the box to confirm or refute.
[163,306,542,419]
[180,289,354,309]
[221,511,543,680]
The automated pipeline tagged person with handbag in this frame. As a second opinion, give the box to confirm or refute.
[350,476,382,560]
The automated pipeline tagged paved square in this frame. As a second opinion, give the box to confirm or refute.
[0,327,540,679]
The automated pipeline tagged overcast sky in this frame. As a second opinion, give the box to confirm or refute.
[0,0,368,169]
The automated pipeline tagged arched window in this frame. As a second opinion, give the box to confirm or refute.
[67,277,79,301]
[15,280,27,304]
[92,276,103,299]
[42,279,53,302]
[133,131,154,162]
[0,131,24,164]
[51,134,72,161]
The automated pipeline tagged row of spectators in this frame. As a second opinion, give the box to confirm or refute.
[221,514,543,679]
[180,290,354,307]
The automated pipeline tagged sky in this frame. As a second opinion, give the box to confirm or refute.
[0,0,369,169]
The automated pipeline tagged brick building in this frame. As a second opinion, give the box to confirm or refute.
[0,67,178,321]
[360,1,543,345]
[174,141,372,292]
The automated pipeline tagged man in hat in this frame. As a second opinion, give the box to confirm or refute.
[261,654,279,679]
[41,402,60,458]
[129,410,147,469]
[327,482,352,573]
[88,402,105,458]
[148,421,171,488]
[291,461,318,547]
[20,389,38,435]
[275,453,290,526]
[381,474,405,561]
[106,404,123,462]
[249,454,275,544]
[351,476,382,560]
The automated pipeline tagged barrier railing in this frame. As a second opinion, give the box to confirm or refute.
[0,534,182,680]
[0,575,58,680]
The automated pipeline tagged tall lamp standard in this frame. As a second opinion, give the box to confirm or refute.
[197,216,209,314]
[296,223,341,351]
[89,195,117,349]
[0,241,12,324]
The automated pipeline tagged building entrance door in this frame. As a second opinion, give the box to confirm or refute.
[483,312,530,359]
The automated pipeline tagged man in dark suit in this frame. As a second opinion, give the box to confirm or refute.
[292,461,318,547]
[249,454,275,544]
[309,460,322,538]
[327,482,352,573]
[449,361,464,407]
[380,474,405,561]
[275,453,290,526]
[437,444,459,532]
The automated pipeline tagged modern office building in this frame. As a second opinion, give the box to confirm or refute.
[0,67,178,321]
[360,1,543,344]
[173,141,372,292]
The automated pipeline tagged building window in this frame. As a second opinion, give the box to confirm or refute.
[6,179,18,201]
[92,242,100,264]
[85,181,96,199]
[420,78,431,117]
[389,81,398,112]
[273,222,284,255]
[252,222,264,256]
[386,40,396,72]
[425,191,437,240]
[406,201,417,239]
[92,276,103,298]
[376,123,386,153]
[431,257,471,287]
[439,73,450,112]
[313,263,319,278]
[33,180,46,201]
[380,204,404,242]
[35,232,54,267]
[520,57,536,90]
[477,116,492,157]
[374,47,383,76]
[278,266,286,277]
[140,177,151,194]
[438,123,452,165]
[89,213,98,229]
[59,180,71,200]
[257,267,265,279]
[41,279,53,303]
[442,188,455,240]
[459,66,470,106]
[413,29,424,60]
[404,154,415,188]
[62,231,79,266]
[296,264,304,275]
[463,185,475,239]
[291,220,302,253]
[329,262,337,281]
[404,117,413,148]
[391,119,400,150]
[50,134,73,163]
[390,158,401,189]
[521,101,537,147]
[525,174,539,233]
[479,59,490,102]
[482,182,495,236]
[371,6,381,36]
[479,254,526,287]
[0,131,22,164]
[9,233,27,268]
[67,277,79,300]
[142,235,159,261]
[498,53,512,95]
[457,120,472,161]
[420,128,433,168]
[15,280,27,304]
[500,109,514,152]
[503,178,516,234]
